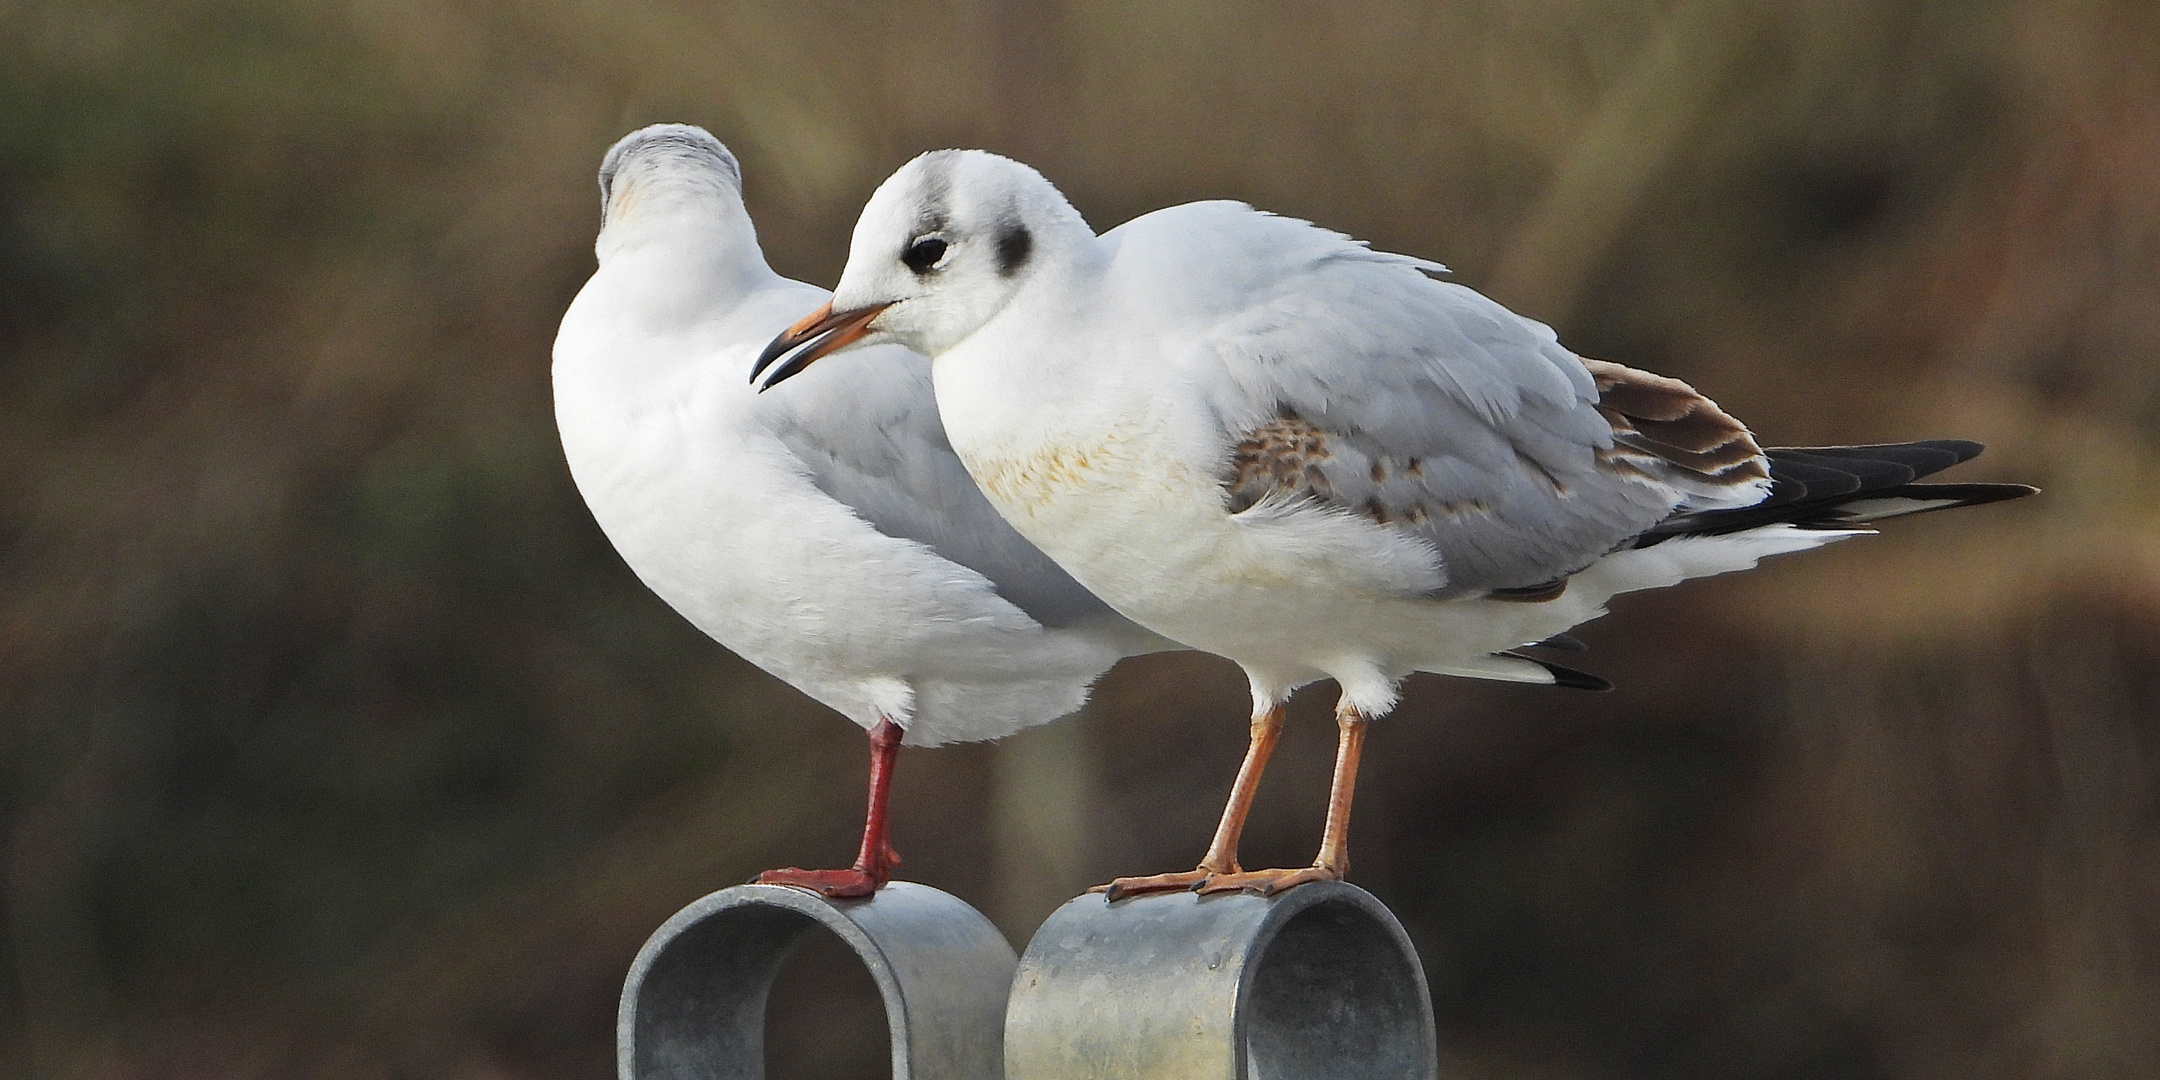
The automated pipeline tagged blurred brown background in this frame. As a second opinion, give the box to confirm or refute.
[2,1,2154,1077]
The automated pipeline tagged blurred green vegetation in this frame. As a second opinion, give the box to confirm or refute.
[1,1,2154,1078]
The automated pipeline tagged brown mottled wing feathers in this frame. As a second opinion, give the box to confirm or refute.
[1226,414,1335,514]
[1581,358,1769,490]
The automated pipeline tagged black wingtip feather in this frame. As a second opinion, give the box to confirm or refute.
[1839,482,2039,519]
[1505,653,1613,691]
[1777,439,1983,469]
[1637,439,2034,544]
[1526,632,1589,653]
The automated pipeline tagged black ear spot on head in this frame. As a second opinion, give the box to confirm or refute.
[995,223,1033,277]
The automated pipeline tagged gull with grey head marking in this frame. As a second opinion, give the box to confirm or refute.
[556,128,1172,898]
[757,148,2035,899]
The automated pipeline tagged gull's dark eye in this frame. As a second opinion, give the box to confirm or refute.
[901,236,949,273]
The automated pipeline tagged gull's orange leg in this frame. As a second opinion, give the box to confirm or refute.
[757,717,903,899]
[1096,704,1285,900]
[1200,699,1367,895]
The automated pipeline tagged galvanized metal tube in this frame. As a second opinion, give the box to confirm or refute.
[1006,882,1438,1080]
[618,881,1017,1080]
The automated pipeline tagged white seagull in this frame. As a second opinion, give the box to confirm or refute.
[553,127,1170,898]
[755,149,2034,898]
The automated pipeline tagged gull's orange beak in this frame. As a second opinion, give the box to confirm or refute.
[751,300,894,390]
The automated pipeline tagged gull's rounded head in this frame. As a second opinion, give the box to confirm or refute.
[596,123,742,228]
[827,149,1093,358]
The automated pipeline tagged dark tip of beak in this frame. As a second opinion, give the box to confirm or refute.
[751,300,893,392]
[754,335,831,392]
[751,330,813,386]
[750,302,830,386]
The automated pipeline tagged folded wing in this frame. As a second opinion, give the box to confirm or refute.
[1135,203,1770,597]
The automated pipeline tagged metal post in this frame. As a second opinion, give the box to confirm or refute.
[1006,882,1438,1080]
[618,881,1017,1080]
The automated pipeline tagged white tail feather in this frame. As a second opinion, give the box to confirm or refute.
[1580,524,1872,601]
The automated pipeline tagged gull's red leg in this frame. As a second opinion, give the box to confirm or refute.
[1095,704,1286,900]
[1200,698,1365,895]
[758,717,904,898]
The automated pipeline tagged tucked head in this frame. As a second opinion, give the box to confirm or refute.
[754,150,1091,388]
[596,124,743,238]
